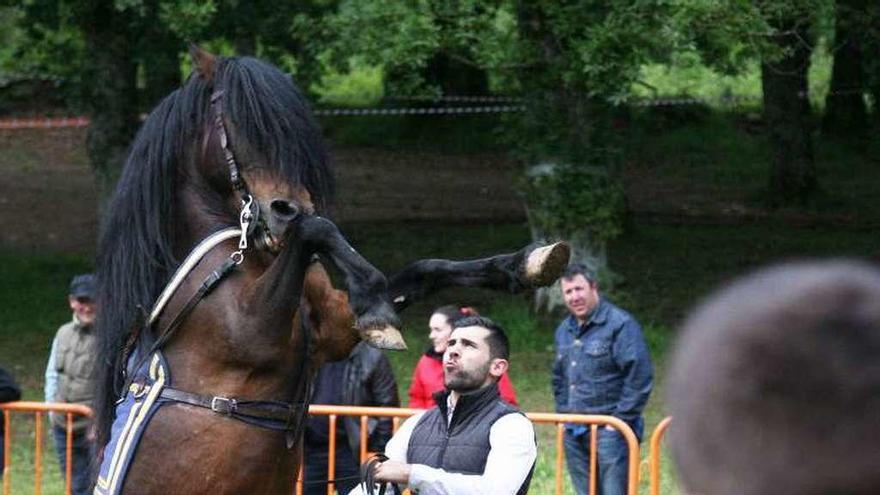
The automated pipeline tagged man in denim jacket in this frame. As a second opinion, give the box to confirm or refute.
[552,264,653,495]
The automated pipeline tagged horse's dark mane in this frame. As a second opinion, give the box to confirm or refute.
[93,55,333,449]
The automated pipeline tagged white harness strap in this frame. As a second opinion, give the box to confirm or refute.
[148,228,242,325]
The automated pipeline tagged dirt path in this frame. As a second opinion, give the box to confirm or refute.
[0,128,525,254]
[4,127,868,255]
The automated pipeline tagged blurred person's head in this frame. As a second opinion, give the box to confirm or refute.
[560,264,599,324]
[428,305,478,354]
[668,260,880,495]
[68,274,97,326]
[443,316,510,394]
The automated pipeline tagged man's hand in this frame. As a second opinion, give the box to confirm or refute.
[374,460,411,485]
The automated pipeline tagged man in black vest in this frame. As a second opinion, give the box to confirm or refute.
[352,316,537,495]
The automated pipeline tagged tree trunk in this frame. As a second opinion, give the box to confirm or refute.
[873,86,880,128]
[81,1,139,201]
[823,0,867,136]
[864,8,880,128]
[232,1,258,58]
[141,0,182,110]
[516,3,624,312]
[761,20,816,206]
[423,52,489,95]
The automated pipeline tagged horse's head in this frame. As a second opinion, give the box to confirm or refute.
[187,45,332,255]
[186,46,405,356]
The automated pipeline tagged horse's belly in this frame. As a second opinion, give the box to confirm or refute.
[121,405,298,495]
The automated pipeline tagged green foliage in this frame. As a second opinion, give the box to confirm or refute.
[326,0,441,95]
[633,52,763,102]
[0,7,24,71]
[158,0,217,40]
[311,56,383,106]
[673,0,832,73]
[521,163,626,245]
[0,4,87,108]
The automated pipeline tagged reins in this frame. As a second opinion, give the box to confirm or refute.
[359,454,402,495]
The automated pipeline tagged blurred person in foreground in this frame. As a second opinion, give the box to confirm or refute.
[45,274,98,495]
[667,260,880,495]
[0,365,22,475]
[409,305,518,408]
[351,316,536,495]
[552,264,653,495]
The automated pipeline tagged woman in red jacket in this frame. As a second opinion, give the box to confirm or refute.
[408,305,519,408]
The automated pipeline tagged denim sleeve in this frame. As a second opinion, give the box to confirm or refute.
[611,319,653,422]
[550,326,567,411]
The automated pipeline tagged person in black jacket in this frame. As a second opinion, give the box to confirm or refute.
[0,366,22,474]
[303,341,399,494]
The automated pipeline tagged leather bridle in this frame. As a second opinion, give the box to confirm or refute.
[209,89,280,257]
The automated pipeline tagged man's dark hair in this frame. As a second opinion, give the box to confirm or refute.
[451,316,510,360]
[561,263,596,284]
[667,260,880,495]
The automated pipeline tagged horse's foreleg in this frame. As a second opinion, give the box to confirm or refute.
[297,216,402,345]
[388,241,570,311]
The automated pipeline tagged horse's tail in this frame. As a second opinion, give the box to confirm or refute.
[359,454,401,495]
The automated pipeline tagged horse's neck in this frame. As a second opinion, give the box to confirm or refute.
[159,184,308,401]
[173,185,237,257]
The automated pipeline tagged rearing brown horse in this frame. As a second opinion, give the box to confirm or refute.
[93,46,569,495]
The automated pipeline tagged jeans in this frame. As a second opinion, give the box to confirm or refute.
[52,426,93,495]
[563,425,634,495]
[303,442,361,495]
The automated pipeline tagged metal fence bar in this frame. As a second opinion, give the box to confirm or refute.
[304,405,641,495]
[34,411,43,495]
[589,423,598,495]
[327,414,337,495]
[555,422,565,494]
[0,403,666,494]
[3,411,9,495]
[649,416,673,495]
[0,402,92,495]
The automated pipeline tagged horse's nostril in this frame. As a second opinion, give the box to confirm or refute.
[270,199,300,220]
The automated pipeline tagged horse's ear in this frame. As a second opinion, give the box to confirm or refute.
[189,43,217,83]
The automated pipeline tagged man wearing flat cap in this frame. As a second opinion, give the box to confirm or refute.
[45,273,97,495]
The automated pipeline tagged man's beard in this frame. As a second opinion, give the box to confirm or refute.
[444,361,490,393]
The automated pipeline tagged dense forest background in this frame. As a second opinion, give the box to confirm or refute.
[1,0,878,285]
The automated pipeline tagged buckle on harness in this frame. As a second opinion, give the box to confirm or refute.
[211,396,237,415]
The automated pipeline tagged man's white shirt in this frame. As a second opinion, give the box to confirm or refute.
[348,409,537,495]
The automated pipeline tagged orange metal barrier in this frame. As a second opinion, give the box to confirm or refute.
[649,416,673,495]
[1,401,93,495]
[298,405,641,495]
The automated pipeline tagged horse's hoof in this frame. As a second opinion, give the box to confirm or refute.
[358,325,407,350]
[524,241,571,287]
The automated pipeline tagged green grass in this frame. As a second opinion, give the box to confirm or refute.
[3,218,875,494]
[622,110,880,218]
[321,112,510,153]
